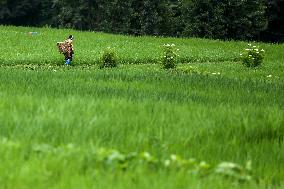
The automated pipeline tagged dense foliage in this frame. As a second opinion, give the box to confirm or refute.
[0,0,283,42]
[240,44,265,67]
[161,44,178,69]
[100,47,118,68]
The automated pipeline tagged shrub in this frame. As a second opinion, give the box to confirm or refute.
[100,47,118,68]
[161,44,179,69]
[240,44,265,67]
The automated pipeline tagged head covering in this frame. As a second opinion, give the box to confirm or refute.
[68,35,74,40]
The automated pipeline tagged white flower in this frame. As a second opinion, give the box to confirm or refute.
[261,49,265,52]
[164,160,170,167]
[240,53,243,56]
[267,75,272,78]
[253,46,256,48]
[170,154,177,161]
[212,72,220,75]
[245,49,250,51]
[248,44,252,46]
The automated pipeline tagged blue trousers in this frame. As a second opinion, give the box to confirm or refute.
[65,59,71,65]
[65,52,73,65]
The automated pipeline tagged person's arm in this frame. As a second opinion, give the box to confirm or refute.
[71,43,74,53]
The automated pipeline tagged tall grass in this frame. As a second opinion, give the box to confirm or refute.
[0,26,283,188]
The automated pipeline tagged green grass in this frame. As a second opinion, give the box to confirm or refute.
[1,25,283,65]
[0,25,283,188]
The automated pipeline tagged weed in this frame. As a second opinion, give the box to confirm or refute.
[240,44,265,67]
[100,47,118,68]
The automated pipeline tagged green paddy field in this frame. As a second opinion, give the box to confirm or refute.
[0,26,283,188]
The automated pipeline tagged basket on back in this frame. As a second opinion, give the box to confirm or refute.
[57,41,68,54]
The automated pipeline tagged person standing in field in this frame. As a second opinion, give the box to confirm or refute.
[57,35,74,65]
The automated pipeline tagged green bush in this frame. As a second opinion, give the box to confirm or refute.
[161,44,179,69]
[240,44,265,67]
[100,47,118,68]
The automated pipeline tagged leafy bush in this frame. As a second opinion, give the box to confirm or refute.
[161,44,179,69]
[100,47,118,68]
[215,161,252,182]
[240,44,265,67]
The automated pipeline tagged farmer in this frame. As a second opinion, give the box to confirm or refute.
[57,35,74,65]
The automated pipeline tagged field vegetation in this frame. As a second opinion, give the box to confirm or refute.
[0,26,283,188]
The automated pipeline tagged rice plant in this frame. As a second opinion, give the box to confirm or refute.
[0,25,283,189]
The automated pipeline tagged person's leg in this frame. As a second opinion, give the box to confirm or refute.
[65,58,71,65]
[64,53,71,65]
[66,52,73,65]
